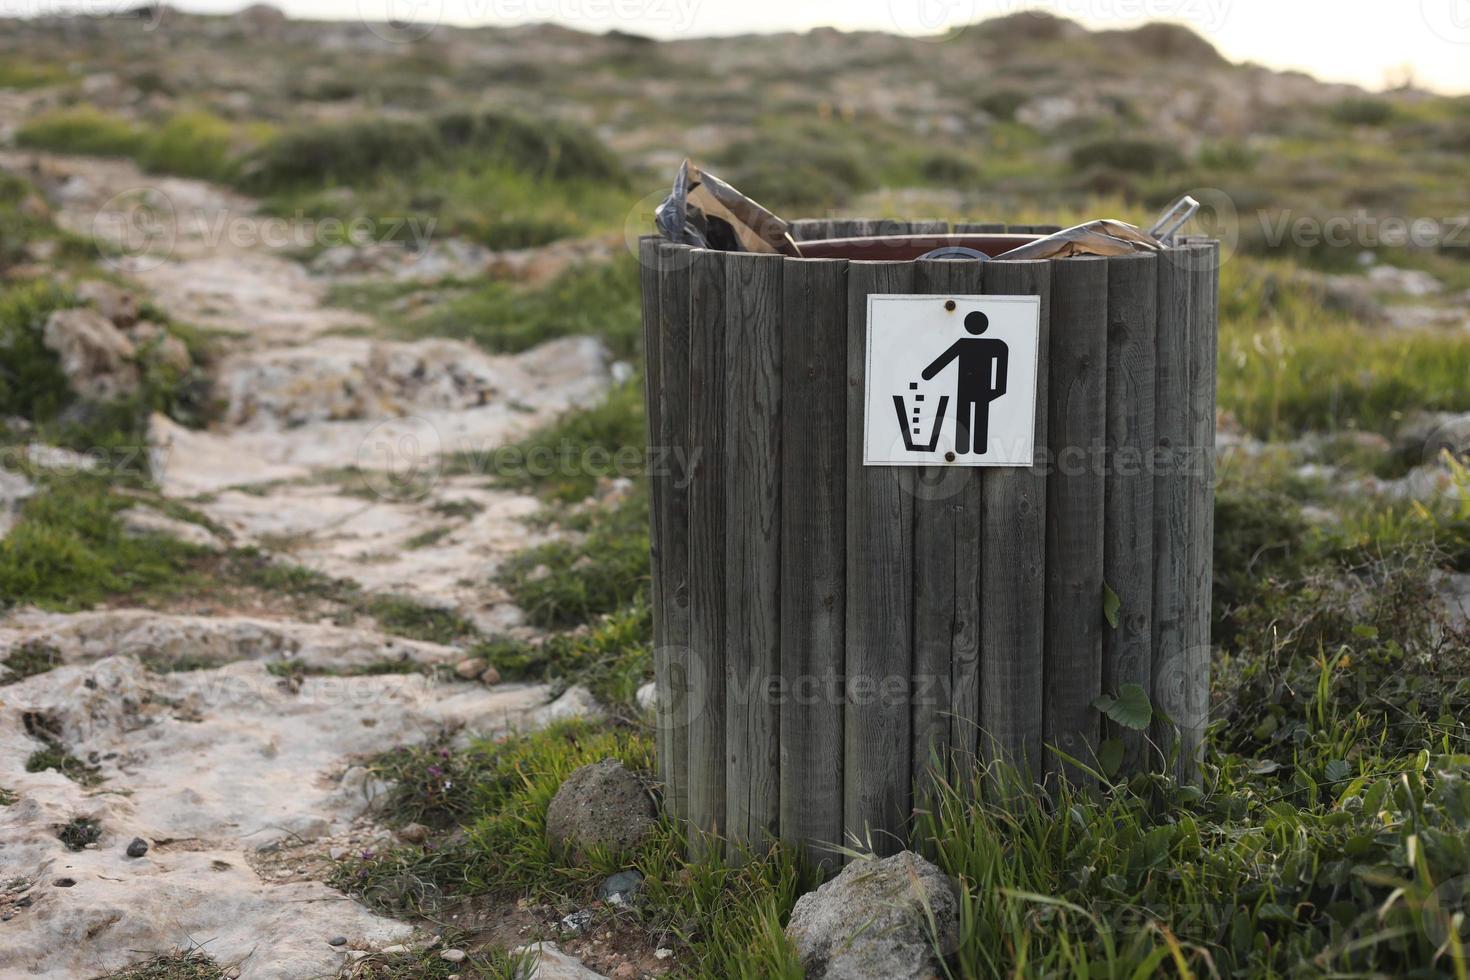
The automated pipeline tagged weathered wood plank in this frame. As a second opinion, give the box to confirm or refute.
[1182,243,1219,784]
[686,248,727,851]
[912,259,984,797]
[1151,247,1194,778]
[790,219,832,242]
[844,260,916,857]
[954,223,1006,234]
[979,258,1050,779]
[1044,256,1109,786]
[724,251,783,856]
[779,258,848,872]
[639,237,669,801]
[657,242,692,822]
[1102,253,1158,774]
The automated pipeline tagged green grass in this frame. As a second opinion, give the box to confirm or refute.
[499,492,649,631]
[15,108,264,184]
[0,58,67,89]
[367,253,644,359]
[1,641,62,684]
[97,952,226,980]
[0,485,206,612]
[0,786,16,806]
[26,744,102,786]
[477,601,651,708]
[452,380,647,504]
[58,816,102,851]
[1217,257,1470,438]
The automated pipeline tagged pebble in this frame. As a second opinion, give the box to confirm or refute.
[559,909,593,936]
[440,949,466,962]
[328,936,347,946]
[328,846,347,861]
[396,822,430,844]
[380,944,409,955]
[479,665,501,686]
[655,948,673,959]
[598,870,643,906]
[453,658,483,680]
[126,837,149,858]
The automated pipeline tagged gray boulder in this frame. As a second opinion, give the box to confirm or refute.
[544,759,656,862]
[785,850,960,980]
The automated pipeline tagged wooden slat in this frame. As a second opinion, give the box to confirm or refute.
[1150,247,1194,778]
[954,222,1006,234]
[656,242,692,822]
[1102,253,1158,774]
[827,219,874,238]
[638,237,669,802]
[844,260,916,857]
[779,258,848,872]
[724,251,783,856]
[911,260,984,798]
[1043,256,1108,786]
[790,219,832,242]
[1182,243,1219,784]
[979,258,1050,779]
[906,220,950,236]
[686,248,727,850]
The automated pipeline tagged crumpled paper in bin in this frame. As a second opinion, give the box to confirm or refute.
[996,219,1164,261]
[654,159,800,255]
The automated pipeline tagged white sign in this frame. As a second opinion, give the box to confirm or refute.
[863,294,1041,467]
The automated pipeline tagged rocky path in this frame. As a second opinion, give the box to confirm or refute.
[0,153,615,977]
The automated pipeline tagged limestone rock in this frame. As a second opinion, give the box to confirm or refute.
[533,685,605,727]
[785,850,961,980]
[75,280,140,328]
[544,759,656,862]
[0,468,35,540]
[42,307,139,401]
[118,506,225,550]
[512,942,608,980]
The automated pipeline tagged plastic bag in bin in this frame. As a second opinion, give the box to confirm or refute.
[654,160,801,256]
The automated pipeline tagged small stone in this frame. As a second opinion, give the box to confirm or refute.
[126,837,149,858]
[84,842,99,850]
[454,658,483,680]
[559,908,593,936]
[439,949,466,963]
[598,870,643,906]
[655,947,673,959]
[329,846,347,861]
[479,665,501,686]
[380,944,409,955]
[635,682,657,713]
[328,936,347,946]
[612,964,636,979]
[545,759,656,863]
[396,822,430,844]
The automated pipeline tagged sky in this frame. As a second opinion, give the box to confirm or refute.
[12,0,1470,94]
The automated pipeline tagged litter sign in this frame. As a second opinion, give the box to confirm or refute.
[863,294,1041,467]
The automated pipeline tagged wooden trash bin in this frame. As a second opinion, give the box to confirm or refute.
[639,221,1219,867]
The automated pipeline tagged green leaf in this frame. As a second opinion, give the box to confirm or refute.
[1102,582,1121,629]
[1324,759,1351,783]
[1092,683,1152,731]
[1098,737,1124,777]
